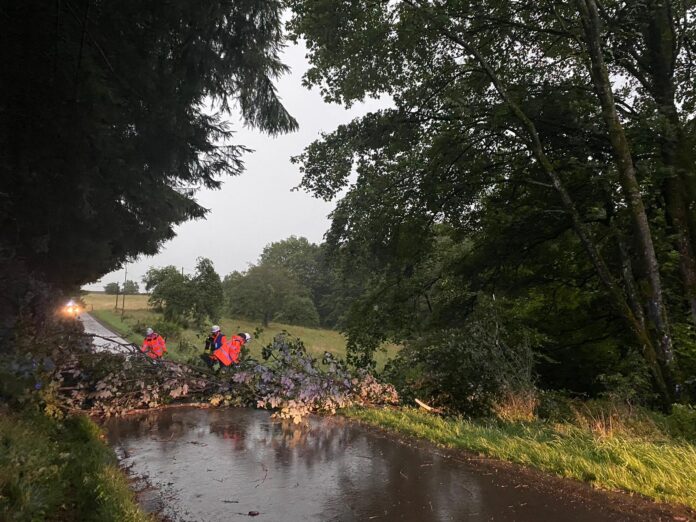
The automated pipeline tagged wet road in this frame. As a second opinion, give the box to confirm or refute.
[104,407,670,522]
[80,312,133,354]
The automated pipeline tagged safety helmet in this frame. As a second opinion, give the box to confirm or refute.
[211,325,221,333]
[146,327,154,335]
[239,332,252,343]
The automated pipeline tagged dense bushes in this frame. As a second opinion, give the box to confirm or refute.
[384,297,538,416]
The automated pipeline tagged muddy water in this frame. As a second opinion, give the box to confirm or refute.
[105,407,659,522]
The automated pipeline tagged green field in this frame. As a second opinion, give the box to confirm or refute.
[84,293,398,367]
[83,292,150,311]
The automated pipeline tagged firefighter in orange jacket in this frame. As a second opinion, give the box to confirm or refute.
[203,325,250,368]
[141,327,167,359]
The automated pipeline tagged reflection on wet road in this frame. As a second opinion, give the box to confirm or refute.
[105,408,654,521]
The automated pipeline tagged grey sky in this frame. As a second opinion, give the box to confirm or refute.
[84,41,385,291]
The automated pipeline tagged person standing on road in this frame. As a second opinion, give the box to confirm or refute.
[141,327,167,359]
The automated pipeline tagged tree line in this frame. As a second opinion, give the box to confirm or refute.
[104,281,139,295]
[143,236,355,329]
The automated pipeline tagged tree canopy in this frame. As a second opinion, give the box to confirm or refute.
[223,238,325,327]
[0,0,296,302]
[143,258,223,326]
[287,0,696,406]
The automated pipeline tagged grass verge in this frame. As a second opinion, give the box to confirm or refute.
[343,406,696,510]
[0,409,149,521]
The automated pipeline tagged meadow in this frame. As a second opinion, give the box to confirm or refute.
[82,292,398,367]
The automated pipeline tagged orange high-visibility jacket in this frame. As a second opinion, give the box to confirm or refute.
[141,333,166,359]
[212,335,243,366]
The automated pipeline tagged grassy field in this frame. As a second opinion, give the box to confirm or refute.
[0,409,148,521]
[344,407,696,511]
[82,292,150,311]
[83,292,398,367]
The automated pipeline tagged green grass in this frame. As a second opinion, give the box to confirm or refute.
[0,409,149,521]
[344,407,696,510]
[86,292,398,368]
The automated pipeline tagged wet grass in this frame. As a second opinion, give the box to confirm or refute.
[0,409,149,521]
[85,293,398,368]
[344,407,696,510]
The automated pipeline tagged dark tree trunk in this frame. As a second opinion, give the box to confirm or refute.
[632,0,696,326]
[576,0,678,404]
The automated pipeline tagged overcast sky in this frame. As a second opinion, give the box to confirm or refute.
[83,41,386,292]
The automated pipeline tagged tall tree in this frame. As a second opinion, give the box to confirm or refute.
[122,280,139,295]
[190,258,224,324]
[104,283,120,295]
[143,266,192,323]
[287,0,695,404]
[0,0,297,332]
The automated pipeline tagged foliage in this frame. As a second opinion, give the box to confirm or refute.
[274,294,320,327]
[104,283,120,295]
[259,236,321,291]
[0,410,148,521]
[345,407,696,511]
[384,295,539,416]
[52,343,218,416]
[122,280,139,295]
[190,257,224,325]
[143,258,223,326]
[144,266,191,322]
[229,334,398,423]
[286,0,696,403]
[224,263,318,327]
[3,314,396,423]
[223,236,349,328]
[663,404,696,442]
[0,0,297,298]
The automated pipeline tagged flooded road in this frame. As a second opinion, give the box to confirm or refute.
[105,408,678,522]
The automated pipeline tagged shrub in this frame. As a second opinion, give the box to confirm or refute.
[664,404,696,442]
[384,296,539,416]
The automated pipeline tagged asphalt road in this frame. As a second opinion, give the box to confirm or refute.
[80,312,136,354]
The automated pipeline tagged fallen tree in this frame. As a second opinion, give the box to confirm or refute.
[32,328,398,421]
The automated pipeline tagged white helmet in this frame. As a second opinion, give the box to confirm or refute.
[240,332,252,342]
[146,327,154,335]
[211,325,221,333]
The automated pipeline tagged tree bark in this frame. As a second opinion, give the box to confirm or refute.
[636,0,696,325]
[576,0,678,401]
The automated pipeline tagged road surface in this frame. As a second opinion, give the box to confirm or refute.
[105,407,688,522]
[80,312,135,354]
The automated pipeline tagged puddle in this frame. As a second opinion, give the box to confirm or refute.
[104,407,668,521]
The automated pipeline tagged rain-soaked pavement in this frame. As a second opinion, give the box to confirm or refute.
[103,407,684,522]
[80,312,133,354]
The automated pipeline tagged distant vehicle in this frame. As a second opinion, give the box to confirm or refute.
[63,299,81,318]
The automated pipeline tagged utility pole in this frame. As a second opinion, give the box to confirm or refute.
[121,263,127,318]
